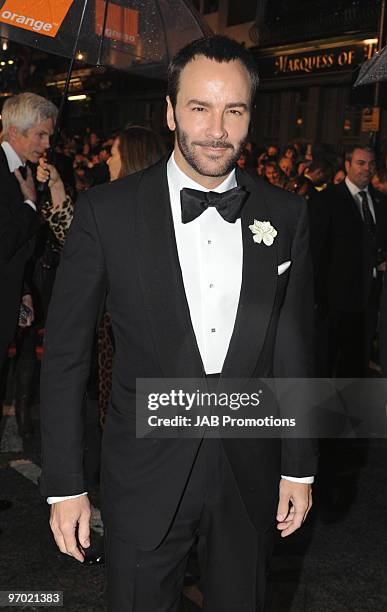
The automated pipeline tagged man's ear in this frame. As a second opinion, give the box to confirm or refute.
[8,125,19,141]
[344,159,350,174]
[166,96,176,132]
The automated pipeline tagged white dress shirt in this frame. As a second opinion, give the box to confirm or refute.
[48,154,313,504]
[1,141,36,211]
[168,153,242,374]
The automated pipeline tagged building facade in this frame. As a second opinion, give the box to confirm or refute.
[194,0,385,151]
[2,0,383,151]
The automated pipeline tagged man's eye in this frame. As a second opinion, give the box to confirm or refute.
[192,106,205,112]
[229,109,242,116]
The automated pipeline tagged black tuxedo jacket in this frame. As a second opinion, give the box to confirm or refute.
[40,158,317,550]
[0,147,41,358]
[310,181,387,312]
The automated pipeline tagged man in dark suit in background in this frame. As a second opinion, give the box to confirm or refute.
[310,145,387,377]
[41,36,317,611]
[0,92,57,374]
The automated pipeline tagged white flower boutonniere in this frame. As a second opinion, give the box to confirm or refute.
[249,220,277,246]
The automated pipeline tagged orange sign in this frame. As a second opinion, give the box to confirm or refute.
[0,0,73,38]
[95,0,138,46]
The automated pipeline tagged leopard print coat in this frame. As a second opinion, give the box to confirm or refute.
[40,195,74,246]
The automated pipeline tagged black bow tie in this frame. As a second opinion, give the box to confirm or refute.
[180,186,248,224]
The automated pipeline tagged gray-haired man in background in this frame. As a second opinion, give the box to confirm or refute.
[0,92,57,375]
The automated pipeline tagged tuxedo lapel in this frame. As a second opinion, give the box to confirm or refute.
[135,158,205,378]
[221,170,277,378]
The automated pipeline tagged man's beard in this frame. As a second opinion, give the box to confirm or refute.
[175,120,248,178]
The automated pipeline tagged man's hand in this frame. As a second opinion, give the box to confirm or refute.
[19,294,34,328]
[37,157,61,189]
[38,157,68,210]
[14,166,37,203]
[276,479,312,537]
[49,496,91,562]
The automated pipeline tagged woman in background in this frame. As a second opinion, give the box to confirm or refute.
[107,125,166,181]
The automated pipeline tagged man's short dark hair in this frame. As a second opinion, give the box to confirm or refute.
[345,145,375,164]
[167,35,259,108]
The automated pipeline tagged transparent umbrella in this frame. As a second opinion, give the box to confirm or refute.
[0,0,212,146]
[0,0,212,76]
[354,45,387,87]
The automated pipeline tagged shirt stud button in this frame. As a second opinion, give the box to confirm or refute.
[211,328,216,333]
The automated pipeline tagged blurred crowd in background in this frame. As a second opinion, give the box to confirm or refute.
[50,128,387,199]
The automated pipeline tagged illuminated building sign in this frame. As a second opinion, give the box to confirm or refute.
[257,40,377,79]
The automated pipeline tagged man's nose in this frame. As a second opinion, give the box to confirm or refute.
[206,112,227,140]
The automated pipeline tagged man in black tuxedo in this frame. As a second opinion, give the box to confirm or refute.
[0,92,57,373]
[310,146,387,377]
[41,36,317,611]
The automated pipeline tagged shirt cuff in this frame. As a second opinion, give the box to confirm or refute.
[281,475,314,484]
[47,492,88,505]
[24,199,36,211]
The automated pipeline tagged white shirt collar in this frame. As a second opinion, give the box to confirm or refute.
[167,151,237,196]
[1,141,25,173]
[345,175,369,197]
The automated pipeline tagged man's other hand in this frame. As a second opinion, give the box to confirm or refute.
[19,294,34,328]
[14,166,37,203]
[37,157,61,190]
[276,479,312,537]
[49,496,91,562]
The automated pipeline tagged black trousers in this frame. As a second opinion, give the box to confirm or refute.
[105,438,274,611]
